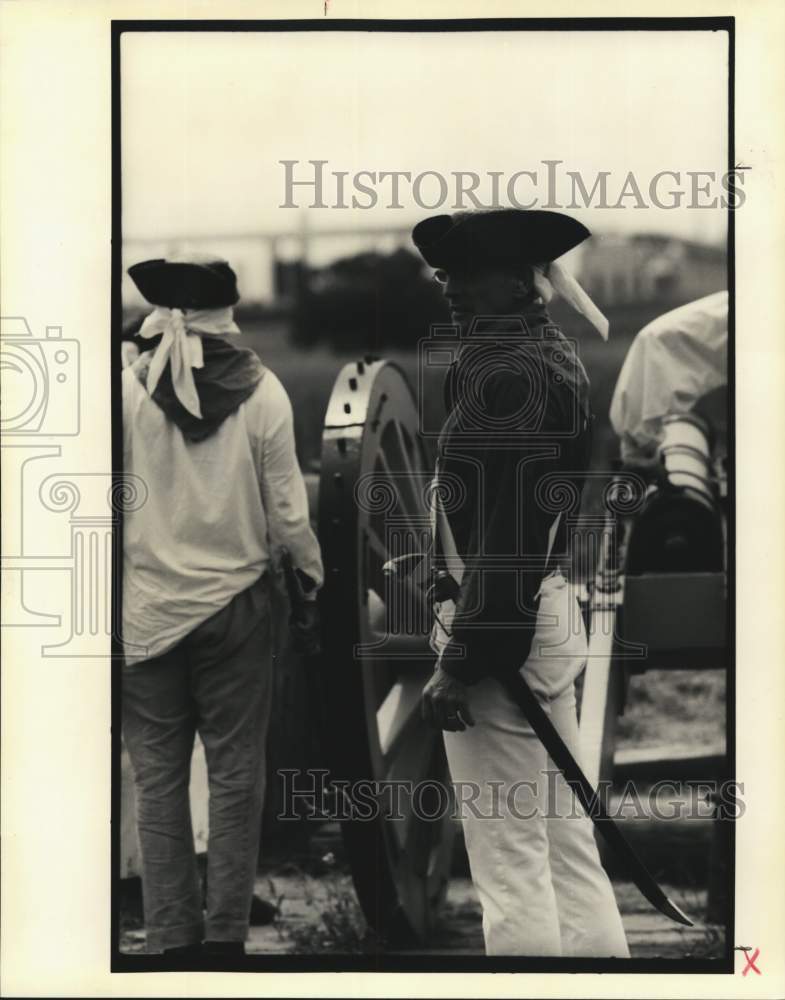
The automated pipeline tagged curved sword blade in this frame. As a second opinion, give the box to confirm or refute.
[496,669,694,928]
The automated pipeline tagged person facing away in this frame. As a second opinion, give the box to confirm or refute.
[121,251,323,962]
[413,209,629,957]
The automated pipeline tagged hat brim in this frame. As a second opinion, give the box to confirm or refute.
[128,259,240,309]
[412,210,590,273]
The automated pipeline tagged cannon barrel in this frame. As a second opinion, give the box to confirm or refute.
[625,413,724,575]
[618,411,727,674]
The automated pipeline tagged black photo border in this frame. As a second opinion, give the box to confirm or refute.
[110,15,735,975]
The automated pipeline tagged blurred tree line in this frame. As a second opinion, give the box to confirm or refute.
[289,248,450,351]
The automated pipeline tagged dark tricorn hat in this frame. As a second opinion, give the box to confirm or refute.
[128,252,240,309]
[412,209,590,273]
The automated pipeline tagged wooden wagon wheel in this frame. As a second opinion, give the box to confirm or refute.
[316,358,456,946]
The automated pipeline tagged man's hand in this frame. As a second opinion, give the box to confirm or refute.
[421,663,476,732]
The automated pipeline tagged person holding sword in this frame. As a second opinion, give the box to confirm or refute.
[413,209,629,957]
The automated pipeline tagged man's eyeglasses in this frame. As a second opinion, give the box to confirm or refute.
[431,266,502,285]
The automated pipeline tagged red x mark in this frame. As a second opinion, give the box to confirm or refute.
[741,947,761,976]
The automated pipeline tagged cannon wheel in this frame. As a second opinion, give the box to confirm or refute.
[317,358,456,946]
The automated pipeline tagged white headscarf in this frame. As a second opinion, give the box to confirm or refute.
[533,260,610,341]
[137,306,241,418]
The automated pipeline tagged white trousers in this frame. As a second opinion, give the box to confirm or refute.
[442,573,630,957]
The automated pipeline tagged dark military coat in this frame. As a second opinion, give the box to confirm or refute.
[435,306,593,683]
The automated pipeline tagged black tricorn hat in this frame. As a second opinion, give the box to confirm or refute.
[412,209,590,273]
[128,252,240,309]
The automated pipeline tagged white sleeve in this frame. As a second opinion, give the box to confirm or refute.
[254,370,324,589]
[609,291,727,462]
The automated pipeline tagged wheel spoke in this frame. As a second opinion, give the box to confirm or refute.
[362,527,431,638]
[366,586,387,634]
[382,720,438,851]
[399,741,454,869]
[392,421,426,514]
[376,677,424,759]
[384,710,437,786]
[365,524,390,562]
[363,530,387,597]
[376,448,422,523]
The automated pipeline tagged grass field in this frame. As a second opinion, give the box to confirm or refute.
[617,669,726,752]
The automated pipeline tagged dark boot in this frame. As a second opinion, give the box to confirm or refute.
[250,895,278,926]
[161,943,204,968]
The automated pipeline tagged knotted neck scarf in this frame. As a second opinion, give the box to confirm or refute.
[134,306,265,442]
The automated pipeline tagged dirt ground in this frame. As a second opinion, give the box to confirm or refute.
[120,861,724,959]
[120,812,725,960]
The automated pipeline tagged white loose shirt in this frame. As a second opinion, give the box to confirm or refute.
[609,290,727,462]
[122,363,323,664]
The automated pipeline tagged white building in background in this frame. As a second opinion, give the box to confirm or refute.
[579,233,726,307]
